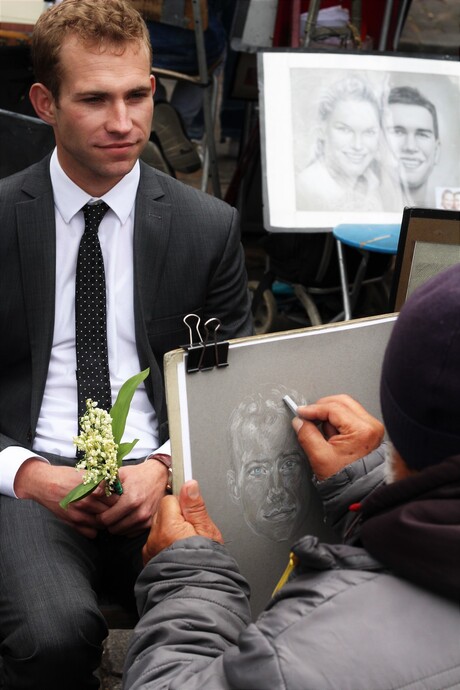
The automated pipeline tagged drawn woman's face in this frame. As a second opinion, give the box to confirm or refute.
[322,99,380,180]
[229,415,310,542]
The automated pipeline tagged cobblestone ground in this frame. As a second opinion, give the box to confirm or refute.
[99,630,133,690]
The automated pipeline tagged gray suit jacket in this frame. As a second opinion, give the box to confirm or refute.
[0,156,252,454]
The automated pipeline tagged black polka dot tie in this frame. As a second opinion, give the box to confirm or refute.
[76,201,112,433]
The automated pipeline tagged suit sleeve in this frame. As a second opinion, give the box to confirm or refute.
[204,206,253,340]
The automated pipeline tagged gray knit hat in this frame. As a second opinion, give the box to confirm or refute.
[380,263,460,470]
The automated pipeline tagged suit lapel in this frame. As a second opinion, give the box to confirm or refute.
[16,160,56,429]
[133,164,172,313]
[133,164,172,421]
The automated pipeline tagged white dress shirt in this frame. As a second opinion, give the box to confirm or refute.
[0,150,168,497]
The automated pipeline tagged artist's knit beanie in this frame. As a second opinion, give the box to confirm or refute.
[380,263,460,470]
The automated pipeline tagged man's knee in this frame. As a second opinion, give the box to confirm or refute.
[2,602,107,689]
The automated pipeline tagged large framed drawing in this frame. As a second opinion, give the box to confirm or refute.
[164,315,396,617]
[390,207,460,311]
[258,52,460,232]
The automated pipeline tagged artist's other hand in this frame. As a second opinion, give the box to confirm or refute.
[14,459,113,539]
[142,480,223,565]
[95,460,169,537]
[293,394,384,481]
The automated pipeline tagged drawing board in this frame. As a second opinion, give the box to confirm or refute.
[165,314,397,616]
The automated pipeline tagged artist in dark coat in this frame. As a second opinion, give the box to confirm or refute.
[123,264,460,690]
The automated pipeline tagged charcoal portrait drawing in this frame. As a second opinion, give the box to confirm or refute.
[226,385,311,542]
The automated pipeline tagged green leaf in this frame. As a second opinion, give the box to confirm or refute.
[117,439,139,466]
[59,479,100,510]
[110,368,150,446]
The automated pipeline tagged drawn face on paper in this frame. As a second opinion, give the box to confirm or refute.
[322,99,380,181]
[227,389,310,542]
[385,103,440,191]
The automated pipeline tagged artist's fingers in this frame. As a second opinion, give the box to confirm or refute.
[179,481,224,544]
[292,417,334,469]
[142,495,191,563]
[298,394,383,440]
[293,395,384,480]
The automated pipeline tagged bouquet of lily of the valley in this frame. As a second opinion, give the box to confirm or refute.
[59,368,150,510]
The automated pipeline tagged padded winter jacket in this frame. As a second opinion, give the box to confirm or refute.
[123,449,460,689]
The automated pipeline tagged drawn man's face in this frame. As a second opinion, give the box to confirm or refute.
[228,413,310,542]
[385,103,440,190]
[322,99,380,180]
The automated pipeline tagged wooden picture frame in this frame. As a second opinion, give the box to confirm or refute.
[390,207,460,311]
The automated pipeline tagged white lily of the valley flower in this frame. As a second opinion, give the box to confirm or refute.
[74,400,120,495]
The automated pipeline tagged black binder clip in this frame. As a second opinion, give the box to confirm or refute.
[183,314,229,373]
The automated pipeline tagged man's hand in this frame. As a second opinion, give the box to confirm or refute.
[95,460,169,537]
[293,394,384,481]
[142,480,223,565]
[14,459,113,538]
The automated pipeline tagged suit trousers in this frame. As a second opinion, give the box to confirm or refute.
[0,484,147,690]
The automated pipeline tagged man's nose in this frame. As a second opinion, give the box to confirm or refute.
[401,131,417,151]
[267,473,284,503]
[106,102,132,133]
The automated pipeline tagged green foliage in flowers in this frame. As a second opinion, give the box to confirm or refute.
[59,368,150,510]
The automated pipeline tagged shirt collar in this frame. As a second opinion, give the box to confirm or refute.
[49,148,140,224]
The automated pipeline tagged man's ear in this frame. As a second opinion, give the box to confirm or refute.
[226,469,240,505]
[29,83,57,125]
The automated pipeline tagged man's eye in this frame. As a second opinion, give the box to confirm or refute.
[129,92,148,100]
[281,457,300,473]
[248,466,267,478]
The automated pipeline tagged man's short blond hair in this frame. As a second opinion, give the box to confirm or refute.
[32,0,152,100]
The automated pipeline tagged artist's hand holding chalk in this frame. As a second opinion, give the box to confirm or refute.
[142,480,223,564]
[292,394,384,480]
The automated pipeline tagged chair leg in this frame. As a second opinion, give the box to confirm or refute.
[190,0,221,198]
[200,71,221,197]
[292,284,322,326]
[336,239,352,320]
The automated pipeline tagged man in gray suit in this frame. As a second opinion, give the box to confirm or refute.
[0,1,252,688]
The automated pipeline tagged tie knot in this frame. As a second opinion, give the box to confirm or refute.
[82,201,109,233]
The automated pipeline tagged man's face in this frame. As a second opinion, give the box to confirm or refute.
[441,191,454,210]
[385,103,440,191]
[231,416,310,542]
[46,35,154,195]
[323,99,380,180]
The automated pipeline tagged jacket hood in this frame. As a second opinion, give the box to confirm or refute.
[359,455,460,601]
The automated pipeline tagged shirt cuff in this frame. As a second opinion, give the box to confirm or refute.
[152,439,171,457]
[0,447,50,498]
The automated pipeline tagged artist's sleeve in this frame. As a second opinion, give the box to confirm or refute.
[204,206,253,340]
[313,443,387,537]
[123,537,255,690]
